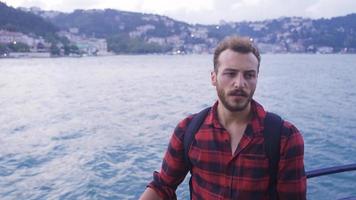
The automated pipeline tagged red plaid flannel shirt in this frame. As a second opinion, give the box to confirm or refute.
[148,100,306,199]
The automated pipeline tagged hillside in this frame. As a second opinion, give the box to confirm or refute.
[0,2,58,40]
[1,1,356,55]
[44,9,356,53]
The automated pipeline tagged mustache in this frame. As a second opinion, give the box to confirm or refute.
[228,90,248,97]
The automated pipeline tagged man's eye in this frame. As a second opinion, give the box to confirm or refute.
[224,72,235,77]
[245,73,255,79]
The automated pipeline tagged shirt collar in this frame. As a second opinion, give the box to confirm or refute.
[206,99,267,136]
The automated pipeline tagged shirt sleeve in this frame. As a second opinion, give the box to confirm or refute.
[147,117,192,199]
[277,121,307,200]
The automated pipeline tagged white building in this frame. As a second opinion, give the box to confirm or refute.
[0,30,34,45]
[58,31,108,55]
[0,30,50,51]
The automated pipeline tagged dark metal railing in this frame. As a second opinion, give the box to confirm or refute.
[306,163,356,179]
[306,163,356,200]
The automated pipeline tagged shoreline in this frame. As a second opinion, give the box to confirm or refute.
[1,51,356,59]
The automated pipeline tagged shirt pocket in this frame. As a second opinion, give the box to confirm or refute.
[236,153,270,191]
[189,146,224,173]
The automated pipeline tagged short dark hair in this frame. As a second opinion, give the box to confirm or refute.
[213,36,261,72]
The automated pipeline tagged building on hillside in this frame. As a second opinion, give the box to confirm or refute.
[0,30,51,52]
[75,38,107,56]
[0,30,34,45]
[58,31,108,55]
[317,46,334,54]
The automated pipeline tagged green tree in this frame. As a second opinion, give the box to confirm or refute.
[8,42,30,52]
[0,43,10,55]
[64,44,80,55]
[50,44,61,56]
[107,34,169,54]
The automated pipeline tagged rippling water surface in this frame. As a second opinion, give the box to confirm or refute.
[0,54,355,199]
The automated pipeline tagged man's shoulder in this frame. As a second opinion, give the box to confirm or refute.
[176,114,195,128]
[264,111,302,139]
[280,120,302,137]
[278,120,304,150]
[178,107,212,127]
[172,114,195,140]
[174,107,212,138]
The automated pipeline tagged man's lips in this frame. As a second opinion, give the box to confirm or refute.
[228,90,248,97]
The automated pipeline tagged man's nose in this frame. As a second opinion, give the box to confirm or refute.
[233,74,246,88]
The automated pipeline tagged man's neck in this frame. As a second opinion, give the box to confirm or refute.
[217,102,252,128]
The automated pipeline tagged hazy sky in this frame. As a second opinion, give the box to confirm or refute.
[3,0,356,24]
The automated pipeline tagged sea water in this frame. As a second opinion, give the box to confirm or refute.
[0,54,355,199]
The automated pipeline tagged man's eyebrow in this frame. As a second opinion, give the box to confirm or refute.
[222,68,238,72]
[245,70,257,73]
[222,68,256,73]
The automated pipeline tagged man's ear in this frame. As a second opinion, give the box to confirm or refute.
[211,71,217,86]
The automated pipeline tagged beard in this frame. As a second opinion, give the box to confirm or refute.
[216,86,254,112]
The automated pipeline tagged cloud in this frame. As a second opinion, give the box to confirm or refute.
[164,0,319,24]
[4,0,47,9]
[2,0,356,24]
[306,0,356,18]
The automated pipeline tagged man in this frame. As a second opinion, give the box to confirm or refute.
[140,36,306,199]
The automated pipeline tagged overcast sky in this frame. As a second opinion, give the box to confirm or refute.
[3,0,356,24]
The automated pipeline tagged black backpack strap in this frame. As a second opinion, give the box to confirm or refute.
[183,107,211,200]
[264,112,283,200]
[183,107,211,170]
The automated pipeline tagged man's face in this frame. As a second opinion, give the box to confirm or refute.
[211,49,259,112]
